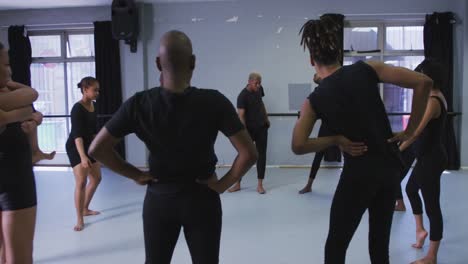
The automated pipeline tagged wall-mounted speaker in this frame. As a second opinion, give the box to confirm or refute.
[111,0,139,52]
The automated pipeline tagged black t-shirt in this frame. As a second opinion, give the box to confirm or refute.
[66,102,97,148]
[308,61,402,167]
[105,86,244,184]
[237,86,268,130]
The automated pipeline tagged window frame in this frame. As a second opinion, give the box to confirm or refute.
[343,20,424,132]
[29,29,95,154]
[343,20,424,97]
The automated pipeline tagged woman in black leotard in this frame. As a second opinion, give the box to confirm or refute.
[66,76,101,231]
[399,59,448,264]
[291,17,432,263]
[0,41,39,264]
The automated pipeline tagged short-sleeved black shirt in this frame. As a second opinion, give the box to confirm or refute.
[105,86,244,184]
[237,86,268,130]
[308,61,402,167]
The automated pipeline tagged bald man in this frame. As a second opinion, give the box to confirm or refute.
[229,73,270,194]
[89,30,257,264]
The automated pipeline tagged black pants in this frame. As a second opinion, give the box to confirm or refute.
[248,126,268,180]
[309,124,341,179]
[405,148,447,241]
[309,151,324,179]
[143,183,222,264]
[395,146,416,200]
[325,157,398,264]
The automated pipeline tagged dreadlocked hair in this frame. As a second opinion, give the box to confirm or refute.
[300,16,341,66]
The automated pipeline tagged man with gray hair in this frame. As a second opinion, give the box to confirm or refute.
[229,72,270,194]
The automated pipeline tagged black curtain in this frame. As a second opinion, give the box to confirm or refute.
[94,21,125,158]
[424,12,460,170]
[319,13,345,162]
[8,25,32,86]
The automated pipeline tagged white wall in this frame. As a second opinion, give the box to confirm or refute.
[143,0,463,166]
[1,0,466,167]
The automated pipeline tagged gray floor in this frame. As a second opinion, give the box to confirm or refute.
[32,167,468,264]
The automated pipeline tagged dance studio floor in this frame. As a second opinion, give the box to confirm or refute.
[32,167,468,264]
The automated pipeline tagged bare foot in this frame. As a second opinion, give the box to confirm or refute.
[45,151,56,160]
[394,199,406,211]
[32,151,56,164]
[410,256,437,264]
[412,230,428,249]
[228,184,241,193]
[257,186,266,194]
[74,220,85,231]
[83,209,101,216]
[299,185,312,194]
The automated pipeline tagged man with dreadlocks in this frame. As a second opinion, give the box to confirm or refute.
[291,16,432,263]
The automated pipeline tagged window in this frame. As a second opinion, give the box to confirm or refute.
[30,30,95,154]
[344,22,424,132]
[344,27,379,52]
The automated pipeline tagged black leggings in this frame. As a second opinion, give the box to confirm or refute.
[309,124,340,179]
[143,183,222,264]
[309,151,324,179]
[395,146,416,200]
[325,158,398,264]
[248,127,268,180]
[405,150,446,241]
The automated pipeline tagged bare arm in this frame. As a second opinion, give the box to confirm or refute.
[238,108,246,126]
[5,81,33,91]
[0,82,38,111]
[366,61,432,140]
[399,98,440,151]
[209,129,258,193]
[0,106,33,126]
[261,102,270,127]
[89,127,152,184]
[291,100,367,156]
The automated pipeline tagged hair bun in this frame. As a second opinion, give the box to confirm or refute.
[77,82,81,89]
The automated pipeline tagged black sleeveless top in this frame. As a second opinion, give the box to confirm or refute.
[413,96,447,157]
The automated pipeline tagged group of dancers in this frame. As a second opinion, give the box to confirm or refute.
[0,15,448,264]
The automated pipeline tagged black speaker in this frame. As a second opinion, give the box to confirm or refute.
[111,0,139,52]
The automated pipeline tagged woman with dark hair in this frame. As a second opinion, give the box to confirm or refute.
[399,59,448,264]
[66,76,101,231]
[291,17,432,263]
[0,41,39,264]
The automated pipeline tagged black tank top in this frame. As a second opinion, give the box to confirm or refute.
[414,96,447,157]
